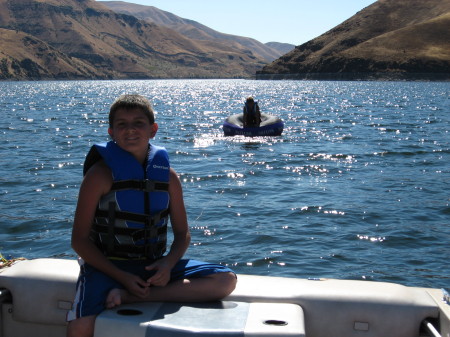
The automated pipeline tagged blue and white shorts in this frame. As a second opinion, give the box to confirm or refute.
[67,258,235,321]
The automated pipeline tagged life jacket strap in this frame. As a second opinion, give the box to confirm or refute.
[94,206,169,259]
[106,241,167,259]
[95,208,169,225]
[92,223,167,242]
[111,179,169,192]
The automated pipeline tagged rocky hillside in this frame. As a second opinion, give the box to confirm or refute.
[101,1,294,62]
[258,0,450,80]
[0,0,268,80]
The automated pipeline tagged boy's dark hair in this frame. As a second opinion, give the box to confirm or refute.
[109,94,155,127]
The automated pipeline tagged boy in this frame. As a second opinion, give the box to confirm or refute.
[67,94,236,337]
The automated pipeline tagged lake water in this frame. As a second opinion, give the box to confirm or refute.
[0,79,449,290]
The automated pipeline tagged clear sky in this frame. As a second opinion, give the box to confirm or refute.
[98,0,377,45]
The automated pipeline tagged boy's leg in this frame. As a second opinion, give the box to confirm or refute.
[66,261,123,337]
[107,271,236,306]
[66,315,96,337]
[107,259,237,307]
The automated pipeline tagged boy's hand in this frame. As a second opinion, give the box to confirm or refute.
[145,258,172,287]
[122,272,151,298]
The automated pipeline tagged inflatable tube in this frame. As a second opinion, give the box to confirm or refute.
[223,113,284,136]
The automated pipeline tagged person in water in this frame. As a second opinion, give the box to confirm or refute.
[243,96,261,128]
[66,94,237,337]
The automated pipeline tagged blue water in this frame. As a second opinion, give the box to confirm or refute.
[0,79,449,289]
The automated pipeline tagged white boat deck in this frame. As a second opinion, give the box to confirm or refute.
[0,258,448,337]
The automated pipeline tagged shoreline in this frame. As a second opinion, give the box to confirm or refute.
[255,72,450,81]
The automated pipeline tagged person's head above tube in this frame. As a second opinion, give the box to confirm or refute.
[246,96,255,107]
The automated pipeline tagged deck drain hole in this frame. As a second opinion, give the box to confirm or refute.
[264,319,288,326]
[117,309,143,316]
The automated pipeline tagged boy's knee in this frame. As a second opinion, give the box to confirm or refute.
[216,272,237,298]
[67,316,96,337]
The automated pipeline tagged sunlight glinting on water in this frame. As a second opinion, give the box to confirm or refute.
[0,79,449,286]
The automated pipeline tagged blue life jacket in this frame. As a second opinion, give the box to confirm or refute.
[84,141,170,260]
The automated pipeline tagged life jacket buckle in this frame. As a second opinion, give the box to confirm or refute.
[141,179,155,191]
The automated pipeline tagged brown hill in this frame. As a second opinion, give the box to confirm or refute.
[257,0,450,80]
[265,42,295,56]
[0,0,267,80]
[101,1,294,62]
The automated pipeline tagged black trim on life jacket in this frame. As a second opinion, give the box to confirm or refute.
[94,208,170,227]
[83,146,102,176]
[93,222,167,241]
[111,179,169,192]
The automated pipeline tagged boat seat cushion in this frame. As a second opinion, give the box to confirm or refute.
[229,275,440,337]
[0,258,78,325]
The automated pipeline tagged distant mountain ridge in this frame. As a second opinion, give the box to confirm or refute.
[100,1,294,62]
[0,0,277,80]
[258,0,450,80]
[2,0,446,81]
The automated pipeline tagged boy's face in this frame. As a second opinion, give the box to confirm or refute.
[108,108,158,156]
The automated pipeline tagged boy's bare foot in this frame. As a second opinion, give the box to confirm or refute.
[105,288,123,309]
